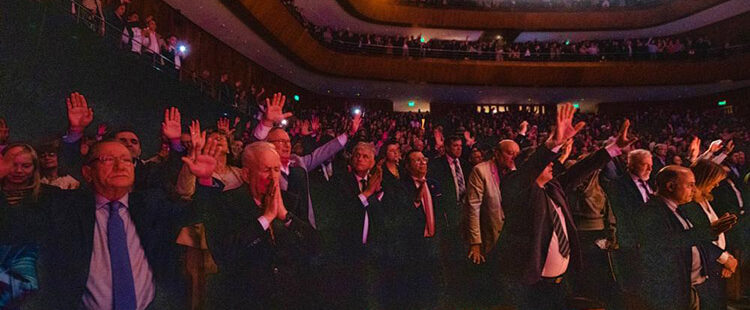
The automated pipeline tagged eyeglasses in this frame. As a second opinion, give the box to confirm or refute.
[87,155,136,166]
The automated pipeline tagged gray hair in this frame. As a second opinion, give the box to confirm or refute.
[627,149,652,166]
[352,142,376,157]
[242,141,279,168]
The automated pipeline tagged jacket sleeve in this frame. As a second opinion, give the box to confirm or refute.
[465,166,484,245]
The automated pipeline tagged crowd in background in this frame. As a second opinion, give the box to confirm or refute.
[282,0,745,62]
[0,90,748,309]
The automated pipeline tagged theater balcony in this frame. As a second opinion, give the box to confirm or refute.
[336,0,732,30]
[197,0,749,88]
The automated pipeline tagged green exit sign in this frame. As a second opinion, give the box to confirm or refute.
[408,101,415,107]
[572,103,580,109]
[718,100,727,106]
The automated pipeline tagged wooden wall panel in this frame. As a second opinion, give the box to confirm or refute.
[342,0,728,30]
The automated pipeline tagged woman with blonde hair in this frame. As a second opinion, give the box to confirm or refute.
[681,159,737,310]
[0,143,57,308]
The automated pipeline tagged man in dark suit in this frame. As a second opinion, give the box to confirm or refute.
[329,142,384,309]
[497,104,634,310]
[712,170,747,251]
[201,142,317,309]
[605,148,654,304]
[382,150,444,309]
[0,137,220,310]
[649,143,668,185]
[636,165,736,310]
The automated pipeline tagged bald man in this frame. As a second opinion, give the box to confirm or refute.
[636,165,736,310]
[465,139,520,264]
[201,142,317,309]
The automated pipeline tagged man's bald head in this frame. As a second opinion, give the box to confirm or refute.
[494,139,520,170]
[655,165,695,204]
[241,142,281,199]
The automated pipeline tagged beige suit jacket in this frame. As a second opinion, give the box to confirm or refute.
[464,160,505,254]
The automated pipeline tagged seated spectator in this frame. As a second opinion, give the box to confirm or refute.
[37,140,80,190]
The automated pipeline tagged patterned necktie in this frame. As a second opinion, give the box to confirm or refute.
[547,196,570,258]
[453,159,466,200]
[107,201,137,310]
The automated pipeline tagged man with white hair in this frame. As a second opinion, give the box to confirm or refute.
[605,148,654,305]
[201,141,317,309]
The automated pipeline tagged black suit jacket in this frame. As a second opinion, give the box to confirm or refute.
[385,177,443,265]
[497,146,613,285]
[606,174,648,249]
[712,179,747,250]
[635,197,716,310]
[201,187,318,309]
[0,184,214,309]
[680,202,727,280]
[427,155,467,232]
[329,171,385,259]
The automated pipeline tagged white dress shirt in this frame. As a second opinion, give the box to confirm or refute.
[541,198,570,278]
[83,194,155,310]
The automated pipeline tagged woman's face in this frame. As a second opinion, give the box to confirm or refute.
[386,144,401,163]
[5,147,35,186]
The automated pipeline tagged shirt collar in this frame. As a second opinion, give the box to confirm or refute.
[447,154,457,164]
[661,196,679,212]
[95,193,129,210]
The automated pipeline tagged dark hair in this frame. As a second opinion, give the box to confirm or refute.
[446,135,462,146]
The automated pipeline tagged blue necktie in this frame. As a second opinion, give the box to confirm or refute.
[108,201,137,310]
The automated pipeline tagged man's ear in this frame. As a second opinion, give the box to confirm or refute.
[666,180,676,193]
[81,165,93,183]
[240,167,249,183]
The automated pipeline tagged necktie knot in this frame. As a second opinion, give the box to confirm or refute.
[108,201,124,216]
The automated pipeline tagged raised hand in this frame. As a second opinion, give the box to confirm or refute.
[262,177,279,222]
[217,117,231,134]
[613,119,637,149]
[96,123,108,139]
[464,131,476,147]
[300,120,312,136]
[162,107,182,140]
[311,116,321,133]
[363,160,384,197]
[182,127,217,180]
[0,149,17,179]
[262,92,292,127]
[66,92,94,133]
[688,136,701,162]
[348,112,362,136]
[708,139,723,153]
[546,103,585,149]
[711,213,738,236]
[189,120,206,153]
[723,140,735,154]
[0,118,9,144]
[519,121,529,135]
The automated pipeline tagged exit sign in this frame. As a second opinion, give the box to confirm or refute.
[408,101,415,107]
[718,100,727,106]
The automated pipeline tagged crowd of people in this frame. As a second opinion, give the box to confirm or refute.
[0,89,748,309]
[70,0,272,117]
[283,0,743,62]
[400,0,662,10]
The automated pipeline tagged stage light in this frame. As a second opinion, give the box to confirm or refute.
[718,100,727,106]
[408,101,415,107]
[353,108,362,115]
[178,45,187,53]
[280,119,288,126]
